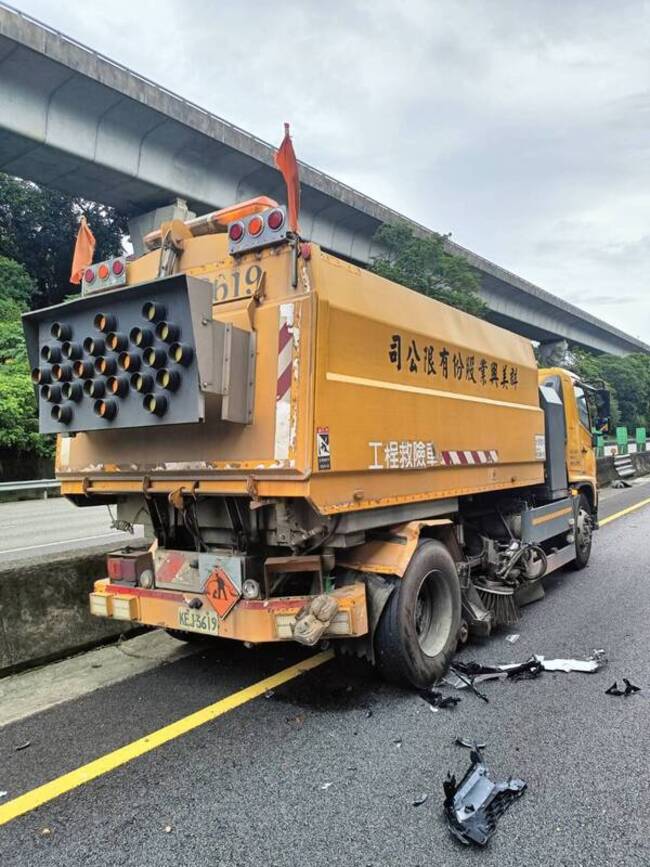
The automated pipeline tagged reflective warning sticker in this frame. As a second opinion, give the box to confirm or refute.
[317,427,331,470]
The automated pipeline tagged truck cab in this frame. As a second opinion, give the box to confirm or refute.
[540,367,598,515]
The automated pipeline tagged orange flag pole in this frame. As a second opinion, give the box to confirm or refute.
[274,122,301,234]
[70,215,96,284]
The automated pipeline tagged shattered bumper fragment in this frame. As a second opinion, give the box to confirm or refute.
[445,649,607,692]
[443,743,526,847]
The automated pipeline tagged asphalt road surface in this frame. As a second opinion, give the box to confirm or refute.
[0,498,143,563]
[1,482,649,866]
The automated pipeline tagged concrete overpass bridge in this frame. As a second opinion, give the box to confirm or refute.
[0,2,646,356]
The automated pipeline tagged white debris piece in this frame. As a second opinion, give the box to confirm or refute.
[537,656,602,673]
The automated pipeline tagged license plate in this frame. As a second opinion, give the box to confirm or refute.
[177,606,219,636]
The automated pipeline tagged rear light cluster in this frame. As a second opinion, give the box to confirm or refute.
[32,299,194,427]
[107,550,154,587]
[227,207,287,254]
[83,257,126,292]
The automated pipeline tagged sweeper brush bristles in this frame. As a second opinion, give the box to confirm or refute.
[477,585,520,626]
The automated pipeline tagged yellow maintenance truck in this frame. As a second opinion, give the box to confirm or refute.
[23,197,598,687]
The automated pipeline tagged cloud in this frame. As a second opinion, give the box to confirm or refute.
[12,0,650,341]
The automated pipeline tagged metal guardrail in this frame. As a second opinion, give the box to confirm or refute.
[0,479,60,497]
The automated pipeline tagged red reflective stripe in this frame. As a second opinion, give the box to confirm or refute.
[276,365,292,399]
[278,322,292,353]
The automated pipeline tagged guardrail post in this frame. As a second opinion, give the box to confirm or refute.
[635,427,646,453]
[616,426,629,455]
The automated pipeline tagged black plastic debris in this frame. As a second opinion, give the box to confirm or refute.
[446,651,606,698]
[443,742,526,847]
[454,657,543,682]
[412,794,428,807]
[504,658,544,681]
[14,741,31,752]
[605,679,641,697]
[448,666,489,703]
[419,689,461,710]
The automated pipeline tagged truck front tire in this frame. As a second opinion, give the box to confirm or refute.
[570,493,593,570]
[374,540,461,688]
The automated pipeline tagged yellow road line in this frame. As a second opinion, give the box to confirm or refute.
[0,649,333,827]
[599,496,650,527]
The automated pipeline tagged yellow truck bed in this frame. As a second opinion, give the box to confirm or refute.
[48,234,545,514]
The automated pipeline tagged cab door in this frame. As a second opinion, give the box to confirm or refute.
[565,378,596,483]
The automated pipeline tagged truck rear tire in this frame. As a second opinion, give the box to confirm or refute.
[374,540,461,688]
[569,493,593,570]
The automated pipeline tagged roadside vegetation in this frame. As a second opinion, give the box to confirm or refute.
[370,221,487,318]
[569,349,650,432]
[0,174,126,463]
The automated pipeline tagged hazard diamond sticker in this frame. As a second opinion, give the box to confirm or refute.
[205,565,241,619]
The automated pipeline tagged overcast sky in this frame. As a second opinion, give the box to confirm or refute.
[13,0,650,341]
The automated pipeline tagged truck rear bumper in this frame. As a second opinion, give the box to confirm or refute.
[89,580,368,644]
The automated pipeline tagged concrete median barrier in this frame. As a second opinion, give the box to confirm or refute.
[0,544,140,676]
[597,451,650,488]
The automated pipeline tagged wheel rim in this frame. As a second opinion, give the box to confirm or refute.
[576,507,593,557]
[414,568,454,657]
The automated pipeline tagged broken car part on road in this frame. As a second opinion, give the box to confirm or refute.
[444,650,606,693]
[418,689,462,710]
[605,679,641,697]
[443,741,526,847]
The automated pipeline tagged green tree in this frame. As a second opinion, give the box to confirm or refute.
[0,256,53,455]
[370,222,487,318]
[0,174,127,308]
[569,348,650,430]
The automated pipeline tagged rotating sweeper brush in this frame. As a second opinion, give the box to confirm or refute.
[475,581,520,626]
[23,274,256,434]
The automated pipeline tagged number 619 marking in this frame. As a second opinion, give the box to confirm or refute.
[213,265,264,302]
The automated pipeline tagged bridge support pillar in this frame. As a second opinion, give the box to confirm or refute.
[128,199,196,257]
[537,339,569,367]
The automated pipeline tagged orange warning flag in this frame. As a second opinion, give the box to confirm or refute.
[274,122,300,233]
[70,216,96,284]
